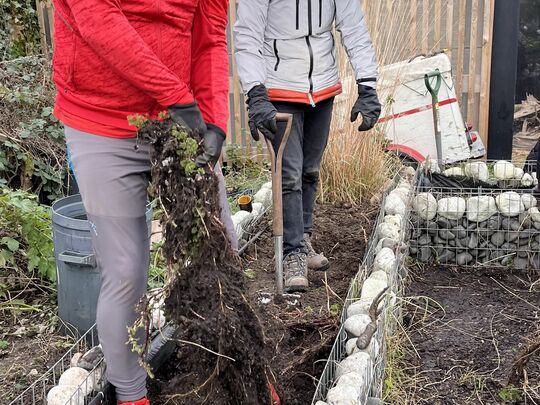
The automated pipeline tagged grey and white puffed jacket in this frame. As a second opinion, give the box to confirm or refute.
[234,0,378,105]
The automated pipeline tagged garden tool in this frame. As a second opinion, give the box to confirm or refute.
[262,113,293,296]
[424,69,443,167]
[356,287,388,350]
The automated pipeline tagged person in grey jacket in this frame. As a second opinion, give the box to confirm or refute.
[234,0,381,292]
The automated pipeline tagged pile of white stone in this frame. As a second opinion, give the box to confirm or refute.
[231,181,272,241]
[436,160,537,188]
[46,346,104,405]
[316,171,414,405]
[411,189,540,269]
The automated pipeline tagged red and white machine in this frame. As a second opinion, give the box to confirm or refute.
[377,52,485,164]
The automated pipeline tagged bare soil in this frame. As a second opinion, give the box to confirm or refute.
[150,203,377,405]
[402,265,540,404]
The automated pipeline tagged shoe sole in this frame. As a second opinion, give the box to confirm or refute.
[309,262,330,272]
[285,285,308,293]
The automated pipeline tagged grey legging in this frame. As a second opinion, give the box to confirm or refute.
[65,126,237,401]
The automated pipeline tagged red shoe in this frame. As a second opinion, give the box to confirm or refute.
[118,398,150,405]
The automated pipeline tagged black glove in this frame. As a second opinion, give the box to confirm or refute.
[169,102,207,133]
[350,81,381,132]
[195,123,225,168]
[246,84,277,141]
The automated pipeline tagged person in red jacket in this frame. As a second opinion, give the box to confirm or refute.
[51,1,233,404]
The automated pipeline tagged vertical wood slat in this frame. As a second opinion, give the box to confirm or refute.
[479,0,495,148]
[455,0,467,98]
[410,0,417,54]
[434,0,442,47]
[467,0,480,127]
[422,0,430,53]
[446,0,455,59]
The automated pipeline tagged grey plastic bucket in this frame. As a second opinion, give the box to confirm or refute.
[51,194,152,336]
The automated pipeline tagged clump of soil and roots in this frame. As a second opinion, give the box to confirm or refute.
[137,120,271,405]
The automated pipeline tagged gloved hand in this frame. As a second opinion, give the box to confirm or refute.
[247,84,277,141]
[195,123,225,168]
[169,102,207,133]
[350,82,381,132]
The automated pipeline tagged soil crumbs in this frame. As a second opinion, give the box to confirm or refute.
[402,265,540,404]
[0,270,74,403]
[151,203,376,405]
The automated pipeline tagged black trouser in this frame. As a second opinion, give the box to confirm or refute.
[271,97,334,255]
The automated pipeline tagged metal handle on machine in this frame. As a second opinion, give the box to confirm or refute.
[58,251,96,267]
[262,112,293,296]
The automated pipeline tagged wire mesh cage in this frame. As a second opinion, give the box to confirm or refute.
[411,166,540,271]
[9,324,107,405]
[311,169,416,404]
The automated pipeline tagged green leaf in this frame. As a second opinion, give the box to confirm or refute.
[6,238,19,252]
[0,341,9,350]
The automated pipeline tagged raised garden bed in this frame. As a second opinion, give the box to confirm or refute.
[148,203,378,404]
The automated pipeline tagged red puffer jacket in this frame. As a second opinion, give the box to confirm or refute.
[52,0,229,137]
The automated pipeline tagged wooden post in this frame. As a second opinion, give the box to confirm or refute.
[467,0,480,128]
[422,0,430,53]
[434,0,442,48]
[455,0,467,99]
[410,0,417,54]
[446,0,454,59]
[478,0,495,149]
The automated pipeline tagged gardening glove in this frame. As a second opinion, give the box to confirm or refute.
[195,123,225,168]
[169,102,207,133]
[351,80,381,132]
[247,84,277,141]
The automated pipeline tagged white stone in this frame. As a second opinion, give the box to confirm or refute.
[495,192,525,217]
[58,367,92,395]
[522,173,535,187]
[401,166,417,177]
[534,172,539,186]
[391,186,410,202]
[513,167,525,180]
[493,161,516,180]
[529,207,540,222]
[251,202,264,217]
[464,162,489,182]
[443,167,464,177]
[425,159,441,173]
[344,314,371,337]
[151,308,166,330]
[384,192,407,216]
[315,402,328,405]
[253,187,272,207]
[336,371,365,392]
[346,298,373,318]
[437,197,466,220]
[70,353,83,368]
[47,385,85,405]
[521,194,537,210]
[360,278,388,301]
[375,238,399,255]
[373,248,396,273]
[377,223,400,240]
[369,271,389,284]
[383,214,402,229]
[413,193,437,220]
[466,196,497,222]
[326,385,359,405]
[262,181,272,190]
[335,352,371,379]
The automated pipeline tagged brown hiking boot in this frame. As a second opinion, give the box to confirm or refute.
[304,233,329,271]
[283,252,308,293]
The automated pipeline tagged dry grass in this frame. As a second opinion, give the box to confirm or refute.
[319,0,451,205]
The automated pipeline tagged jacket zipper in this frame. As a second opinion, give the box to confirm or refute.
[319,0,322,27]
[305,36,315,107]
[273,40,280,71]
[306,0,315,106]
[296,0,300,30]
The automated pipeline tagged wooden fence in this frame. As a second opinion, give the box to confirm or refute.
[36,0,495,152]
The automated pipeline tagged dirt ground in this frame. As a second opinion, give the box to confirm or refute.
[401,265,540,404]
[150,203,377,405]
[0,270,74,403]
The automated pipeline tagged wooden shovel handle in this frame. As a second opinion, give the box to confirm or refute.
[263,113,293,237]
